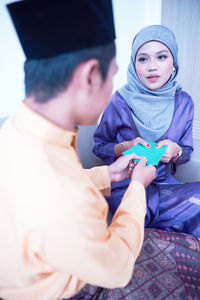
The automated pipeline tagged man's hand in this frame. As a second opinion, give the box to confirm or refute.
[108,154,156,188]
[108,153,141,182]
[131,157,156,187]
[156,139,181,163]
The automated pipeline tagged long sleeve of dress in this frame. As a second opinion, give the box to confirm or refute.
[169,91,194,174]
[176,116,193,165]
[93,93,129,165]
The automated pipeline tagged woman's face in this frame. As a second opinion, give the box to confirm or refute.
[135,41,174,90]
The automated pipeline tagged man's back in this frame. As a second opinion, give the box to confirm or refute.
[0,104,87,299]
[0,103,148,299]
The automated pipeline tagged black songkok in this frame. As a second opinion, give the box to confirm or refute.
[7,0,116,59]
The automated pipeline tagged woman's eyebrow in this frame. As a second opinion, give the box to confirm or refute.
[137,49,169,56]
[137,52,148,56]
[156,50,169,54]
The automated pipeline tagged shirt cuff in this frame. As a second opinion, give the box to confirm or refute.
[116,180,146,223]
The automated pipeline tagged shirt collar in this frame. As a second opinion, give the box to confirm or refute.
[13,102,78,148]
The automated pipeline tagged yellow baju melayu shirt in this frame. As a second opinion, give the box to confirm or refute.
[0,103,146,300]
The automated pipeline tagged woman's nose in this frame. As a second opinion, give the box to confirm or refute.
[148,59,158,71]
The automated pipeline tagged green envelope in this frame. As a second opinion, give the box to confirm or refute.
[122,141,168,165]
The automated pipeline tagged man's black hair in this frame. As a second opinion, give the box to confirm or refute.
[24,42,116,103]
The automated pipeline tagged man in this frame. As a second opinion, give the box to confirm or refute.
[0,0,156,299]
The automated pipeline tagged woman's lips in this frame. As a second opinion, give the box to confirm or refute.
[146,75,160,82]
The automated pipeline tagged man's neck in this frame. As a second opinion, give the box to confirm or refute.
[24,95,76,130]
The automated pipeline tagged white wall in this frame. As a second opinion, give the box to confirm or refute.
[0,0,25,118]
[162,0,200,182]
[112,0,161,92]
[0,0,161,119]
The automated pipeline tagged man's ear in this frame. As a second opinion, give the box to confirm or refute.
[72,59,102,93]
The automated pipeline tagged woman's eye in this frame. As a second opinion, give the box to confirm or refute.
[138,57,147,63]
[158,55,167,60]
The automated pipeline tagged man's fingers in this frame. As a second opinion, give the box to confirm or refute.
[137,156,147,166]
[123,153,142,161]
[129,161,135,168]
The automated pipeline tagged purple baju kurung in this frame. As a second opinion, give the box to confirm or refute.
[93,89,200,237]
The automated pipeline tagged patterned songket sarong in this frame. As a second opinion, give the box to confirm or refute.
[67,229,200,299]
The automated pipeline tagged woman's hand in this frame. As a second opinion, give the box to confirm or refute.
[124,137,150,151]
[156,139,181,163]
[114,137,150,158]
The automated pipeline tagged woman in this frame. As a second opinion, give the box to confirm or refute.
[93,25,200,237]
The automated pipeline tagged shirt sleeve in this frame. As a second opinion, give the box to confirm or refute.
[38,179,146,289]
[84,166,111,196]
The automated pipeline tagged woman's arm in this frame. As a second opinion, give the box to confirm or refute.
[114,138,150,158]
[93,94,149,163]
[172,93,194,167]
[157,92,194,173]
[93,95,125,165]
